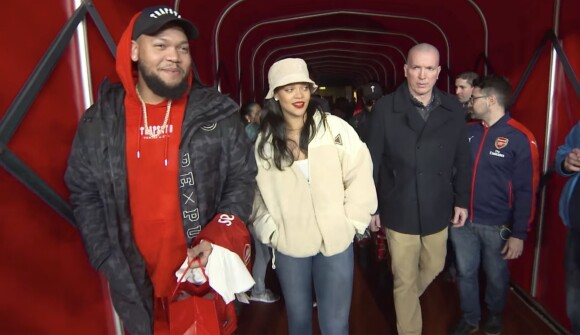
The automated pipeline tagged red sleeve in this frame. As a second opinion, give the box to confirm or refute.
[193,213,252,271]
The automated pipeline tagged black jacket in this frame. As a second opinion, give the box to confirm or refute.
[64,79,257,334]
[349,109,372,143]
[367,83,471,236]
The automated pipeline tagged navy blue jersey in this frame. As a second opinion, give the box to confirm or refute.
[468,114,539,240]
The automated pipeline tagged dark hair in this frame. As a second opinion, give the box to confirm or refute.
[240,102,260,123]
[257,95,325,170]
[456,71,479,86]
[473,75,512,108]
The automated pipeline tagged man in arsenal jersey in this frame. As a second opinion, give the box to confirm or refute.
[450,75,539,335]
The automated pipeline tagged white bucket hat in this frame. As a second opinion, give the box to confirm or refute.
[265,58,318,99]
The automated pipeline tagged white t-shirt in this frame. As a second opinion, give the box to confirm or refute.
[295,159,309,182]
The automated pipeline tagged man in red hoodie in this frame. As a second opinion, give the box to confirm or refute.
[65,6,256,334]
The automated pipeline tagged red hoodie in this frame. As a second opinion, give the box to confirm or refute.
[117,11,188,300]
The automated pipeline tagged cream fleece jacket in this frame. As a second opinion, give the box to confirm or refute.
[251,113,377,257]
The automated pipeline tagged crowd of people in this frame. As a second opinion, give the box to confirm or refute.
[64,5,579,335]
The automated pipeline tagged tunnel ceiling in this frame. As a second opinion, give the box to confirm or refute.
[178,0,559,102]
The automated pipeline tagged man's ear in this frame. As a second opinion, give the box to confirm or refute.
[488,94,498,106]
[130,40,139,62]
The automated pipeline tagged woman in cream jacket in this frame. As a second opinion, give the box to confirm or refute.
[251,58,377,335]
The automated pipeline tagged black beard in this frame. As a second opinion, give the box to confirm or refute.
[138,63,189,100]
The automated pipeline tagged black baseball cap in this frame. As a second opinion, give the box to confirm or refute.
[362,82,383,101]
[132,6,199,40]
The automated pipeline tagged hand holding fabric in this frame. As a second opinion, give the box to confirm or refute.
[188,240,213,267]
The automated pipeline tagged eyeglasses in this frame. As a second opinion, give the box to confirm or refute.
[469,95,488,103]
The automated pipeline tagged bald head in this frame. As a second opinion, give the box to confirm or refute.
[404,43,441,103]
[407,43,440,66]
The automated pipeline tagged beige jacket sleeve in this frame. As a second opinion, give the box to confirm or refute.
[250,186,279,247]
[333,117,378,234]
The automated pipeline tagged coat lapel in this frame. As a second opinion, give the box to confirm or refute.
[423,100,453,135]
[406,105,426,133]
[393,84,425,134]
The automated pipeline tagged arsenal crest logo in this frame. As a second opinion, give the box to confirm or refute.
[495,137,509,149]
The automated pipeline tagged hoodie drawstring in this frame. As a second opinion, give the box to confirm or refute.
[137,110,142,159]
[271,248,276,269]
[135,85,172,166]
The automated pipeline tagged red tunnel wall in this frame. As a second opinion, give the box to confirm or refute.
[210,0,480,103]
[0,0,578,333]
[0,0,170,333]
[534,2,580,328]
[0,1,112,333]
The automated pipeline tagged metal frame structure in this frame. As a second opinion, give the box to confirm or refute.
[0,0,117,225]
[0,0,120,332]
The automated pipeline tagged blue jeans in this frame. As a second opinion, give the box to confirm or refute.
[450,222,510,326]
[566,228,580,334]
[274,244,354,335]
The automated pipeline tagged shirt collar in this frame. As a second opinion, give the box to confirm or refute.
[409,90,437,108]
